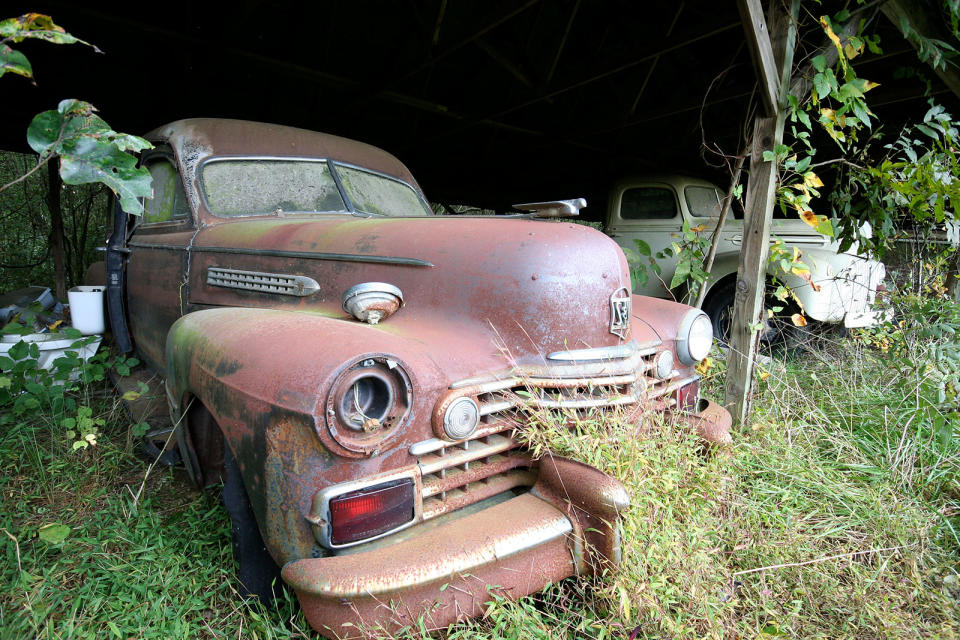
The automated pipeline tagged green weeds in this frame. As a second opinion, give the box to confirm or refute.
[1,317,958,639]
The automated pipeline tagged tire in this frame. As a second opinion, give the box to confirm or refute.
[702,278,800,349]
[702,279,738,344]
[139,433,181,467]
[222,445,283,603]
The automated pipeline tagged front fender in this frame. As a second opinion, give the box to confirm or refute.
[165,307,447,564]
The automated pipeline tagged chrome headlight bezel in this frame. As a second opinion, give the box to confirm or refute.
[676,309,713,365]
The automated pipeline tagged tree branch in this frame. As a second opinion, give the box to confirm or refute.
[0,154,55,194]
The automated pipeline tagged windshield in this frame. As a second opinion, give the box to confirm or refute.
[202,160,347,216]
[200,159,431,218]
[337,165,432,217]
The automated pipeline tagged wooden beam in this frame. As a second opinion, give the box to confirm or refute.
[724,0,799,426]
[436,20,741,139]
[737,0,781,116]
[431,0,448,47]
[543,0,581,88]
[628,2,686,116]
[391,0,543,84]
[881,0,960,99]
[475,38,537,89]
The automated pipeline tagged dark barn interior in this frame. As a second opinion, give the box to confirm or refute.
[3,1,957,217]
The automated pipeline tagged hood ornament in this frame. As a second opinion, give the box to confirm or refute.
[512,198,586,218]
[609,286,631,339]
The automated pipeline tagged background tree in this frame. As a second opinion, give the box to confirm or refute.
[0,13,152,298]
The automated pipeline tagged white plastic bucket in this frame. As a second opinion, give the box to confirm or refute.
[68,286,105,335]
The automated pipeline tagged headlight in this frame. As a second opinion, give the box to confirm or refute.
[323,356,412,456]
[676,310,713,365]
[653,349,674,379]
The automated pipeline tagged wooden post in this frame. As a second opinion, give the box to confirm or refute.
[723,117,781,424]
[725,0,798,426]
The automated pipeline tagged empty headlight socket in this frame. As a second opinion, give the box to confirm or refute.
[321,355,413,457]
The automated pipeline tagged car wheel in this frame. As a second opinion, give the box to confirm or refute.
[702,279,801,348]
[222,445,283,603]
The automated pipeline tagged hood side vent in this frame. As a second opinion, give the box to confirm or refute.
[207,267,320,296]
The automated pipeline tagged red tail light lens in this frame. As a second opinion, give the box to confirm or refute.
[329,478,415,545]
[676,379,700,412]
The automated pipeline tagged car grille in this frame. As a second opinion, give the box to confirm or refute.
[410,341,692,520]
[415,433,535,521]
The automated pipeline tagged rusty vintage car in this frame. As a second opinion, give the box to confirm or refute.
[101,119,732,638]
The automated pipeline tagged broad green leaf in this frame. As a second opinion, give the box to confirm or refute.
[812,54,827,72]
[915,123,939,139]
[58,134,153,214]
[26,109,64,155]
[0,44,32,79]
[0,14,85,46]
[38,523,70,544]
[671,260,691,289]
[632,238,652,257]
[851,100,872,130]
[816,217,835,236]
[1,321,26,334]
[813,73,831,101]
[837,81,864,101]
[8,341,28,361]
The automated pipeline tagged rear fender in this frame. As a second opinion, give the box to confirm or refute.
[165,307,446,564]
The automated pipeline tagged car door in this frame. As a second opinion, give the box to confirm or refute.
[125,150,194,373]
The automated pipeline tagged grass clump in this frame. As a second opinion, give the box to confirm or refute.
[448,337,959,639]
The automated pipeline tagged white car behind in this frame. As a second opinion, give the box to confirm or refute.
[604,175,887,337]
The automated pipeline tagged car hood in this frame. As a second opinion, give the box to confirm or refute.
[189,215,642,363]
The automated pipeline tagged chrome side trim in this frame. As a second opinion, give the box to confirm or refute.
[207,267,320,296]
[192,245,434,267]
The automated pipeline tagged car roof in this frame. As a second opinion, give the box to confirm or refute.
[146,118,422,192]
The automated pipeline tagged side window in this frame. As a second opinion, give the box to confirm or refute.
[142,159,190,224]
[620,187,678,220]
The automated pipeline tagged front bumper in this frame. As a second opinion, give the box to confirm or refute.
[281,457,628,639]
